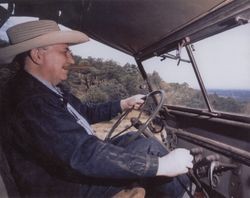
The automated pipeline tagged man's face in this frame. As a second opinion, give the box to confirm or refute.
[39,43,75,85]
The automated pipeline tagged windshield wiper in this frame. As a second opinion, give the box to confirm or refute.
[159,38,191,65]
[159,53,191,64]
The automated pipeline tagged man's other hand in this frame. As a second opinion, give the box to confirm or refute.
[157,148,193,177]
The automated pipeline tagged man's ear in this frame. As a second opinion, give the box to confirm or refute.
[29,48,44,65]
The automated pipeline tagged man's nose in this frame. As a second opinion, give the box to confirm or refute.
[67,52,75,64]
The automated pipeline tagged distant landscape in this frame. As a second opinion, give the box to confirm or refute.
[207,89,250,102]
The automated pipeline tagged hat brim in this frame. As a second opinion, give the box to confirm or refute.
[0,30,89,64]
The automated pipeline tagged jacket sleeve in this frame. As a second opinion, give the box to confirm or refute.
[12,95,158,182]
[68,94,122,124]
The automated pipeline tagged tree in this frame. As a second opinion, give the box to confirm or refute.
[65,57,145,103]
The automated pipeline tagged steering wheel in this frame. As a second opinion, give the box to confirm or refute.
[104,90,165,143]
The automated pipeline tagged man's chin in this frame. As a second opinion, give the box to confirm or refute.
[61,77,68,81]
[62,74,69,81]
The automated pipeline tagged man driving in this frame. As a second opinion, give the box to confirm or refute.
[0,20,193,197]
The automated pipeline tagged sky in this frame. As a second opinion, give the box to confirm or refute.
[0,16,250,90]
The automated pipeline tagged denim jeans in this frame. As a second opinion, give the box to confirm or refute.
[85,132,189,197]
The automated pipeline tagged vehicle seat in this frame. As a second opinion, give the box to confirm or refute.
[0,139,20,198]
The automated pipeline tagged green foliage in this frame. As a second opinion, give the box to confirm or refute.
[65,57,145,103]
[84,86,109,103]
[164,83,206,109]
[209,93,243,113]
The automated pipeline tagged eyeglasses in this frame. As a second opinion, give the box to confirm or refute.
[65,49,73,57]
[38,47,74,58]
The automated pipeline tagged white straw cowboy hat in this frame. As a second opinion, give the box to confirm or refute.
[0,20,89,64]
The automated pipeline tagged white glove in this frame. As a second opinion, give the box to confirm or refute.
[120,94,145,110]
[156,148,193,177]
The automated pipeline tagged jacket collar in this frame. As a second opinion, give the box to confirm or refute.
[13,69,63,100]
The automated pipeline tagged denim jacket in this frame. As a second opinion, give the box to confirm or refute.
[1,70,158,197]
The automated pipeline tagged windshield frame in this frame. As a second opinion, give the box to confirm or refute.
[138,24,250,123]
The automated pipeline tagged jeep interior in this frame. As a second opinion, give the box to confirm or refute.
[0,0,250,197]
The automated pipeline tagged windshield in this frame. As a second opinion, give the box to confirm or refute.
[142,23,250,117]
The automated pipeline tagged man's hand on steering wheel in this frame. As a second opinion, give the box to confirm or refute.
[120,94,145,110]
[106,90,165,142]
